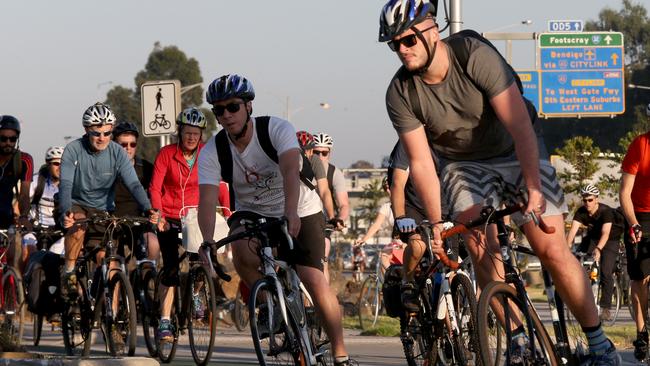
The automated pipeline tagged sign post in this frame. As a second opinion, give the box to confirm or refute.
[538,32,625,117]
[141,80,181,137]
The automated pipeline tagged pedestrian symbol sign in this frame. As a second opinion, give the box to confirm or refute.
[141,80,181,136]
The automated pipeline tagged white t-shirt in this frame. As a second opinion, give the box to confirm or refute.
[198,117,322,218]
[29,173,59,227]
[378,202,395,228]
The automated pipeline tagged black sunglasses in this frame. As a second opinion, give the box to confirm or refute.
[49,161,61,166]
[387,24,437,52]
[313,150,330,157]
[0,135,18,143]
[120,142,137,148]
[87,130,112,137]
[212,102,245,117]
[582,198,595,203]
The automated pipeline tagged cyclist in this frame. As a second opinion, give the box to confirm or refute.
[198,74,353,366]
[27,146,65,254]
[296,130,336,219]
[0,115,34,271]
[620,106,650,361]
[566,185,623,322]
[112,122,160,263]
[378,1,619,364]
[59,102,158,349]
[313,132,349,282]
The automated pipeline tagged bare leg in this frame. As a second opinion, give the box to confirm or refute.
[632,277,650,332]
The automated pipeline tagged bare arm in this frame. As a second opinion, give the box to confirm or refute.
[595,223,612,251]
[198,184,219,243]
[490,84,542,214]
[565,220,582,248]
[335,190,350,221]
[317,177,335,219]
[279,148,301,236]
[358,212,387,244]
[18,181,31,217]
[620,172,640,243]
[390,168,409,218]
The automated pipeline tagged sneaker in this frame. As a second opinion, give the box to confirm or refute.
[111,326,126,354]
[509,332,531,366]
[634,334,648,361]
[157,319,174,342]
[192,293,205,319]
[257,304,283,338]
[60,271,77,301]
[581,341,621,366]
[599,308,612,322]
[333,356,359,366]
[400,282,420,313]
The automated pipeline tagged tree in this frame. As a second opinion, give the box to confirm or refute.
[104,42,213,162]
[554,137,602,209]
[349,160,375,169]
[353,179,388,239]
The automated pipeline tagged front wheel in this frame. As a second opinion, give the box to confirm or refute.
[249,278,305,366]
[450,273,480,365]
[233,286,250,332]
[187,265,218,366]
[32,313,43,346]
[400,313,437,366]
[141,267,159,357]
[358,275,381,331]
[477,281,558,366]
[603,277,621,327]
[1,268,25,346]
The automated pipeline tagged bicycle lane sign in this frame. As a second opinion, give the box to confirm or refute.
[141,80,181,136]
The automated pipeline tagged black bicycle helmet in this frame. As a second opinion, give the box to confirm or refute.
[0,115,21,135]
[112,121,140,139]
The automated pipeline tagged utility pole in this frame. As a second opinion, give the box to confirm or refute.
[449,0,462,34]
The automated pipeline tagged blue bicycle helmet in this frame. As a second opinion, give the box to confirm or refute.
[378,0,437,42]
[206,74,255,104]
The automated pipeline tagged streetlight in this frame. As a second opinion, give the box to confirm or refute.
[629,83,650,91]
[487,19,533,33]
[483,20,534,65]
[285,96,331,121]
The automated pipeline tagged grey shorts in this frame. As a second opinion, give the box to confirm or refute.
[438,155,568,227]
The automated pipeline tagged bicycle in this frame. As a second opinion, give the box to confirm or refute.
[205,217,332,366]
[0,227,25,346]
[149,114,172,131]
[572,251,622,327]
[357,245,385,331]
[131,255,158,357]
[60,214,143,357]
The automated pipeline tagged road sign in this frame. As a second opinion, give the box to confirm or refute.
[538,32,625,117]
[547,20,583,33]
[141,80,181,137]
[516,70,540,113]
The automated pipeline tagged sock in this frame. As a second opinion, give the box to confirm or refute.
[582,323,610,356]
[334,356,349,364]
[161,317,170,322]
[64,265,75,273]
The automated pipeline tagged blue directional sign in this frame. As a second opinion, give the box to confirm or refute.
[547,20,583,33]
[516,70,540,113]
[538,32,625,116]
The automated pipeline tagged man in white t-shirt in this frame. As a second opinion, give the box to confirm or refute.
[197,74,352,366]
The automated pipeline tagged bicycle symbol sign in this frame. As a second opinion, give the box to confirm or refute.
[141,80,181,137]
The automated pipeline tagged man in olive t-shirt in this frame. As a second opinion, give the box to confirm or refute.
[377,0,619,363]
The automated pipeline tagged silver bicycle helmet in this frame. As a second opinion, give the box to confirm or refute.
[177,107,207,129]
[378,0,437,42]
[45,146,64,161]
[580,184,600,197]
[82,102,116,127]
[313,133,334,149]
[206,74,255,104]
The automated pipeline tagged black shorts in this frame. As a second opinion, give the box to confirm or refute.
[397,204,428,243]
[228,211,326,271]
[625,212,650,281]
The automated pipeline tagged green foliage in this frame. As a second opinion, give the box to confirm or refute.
[355,179,388,235]
[554,136,601,195]
[349,160,375,169]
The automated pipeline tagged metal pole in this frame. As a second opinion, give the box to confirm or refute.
[506,39,513,64]
[449,0,462,34]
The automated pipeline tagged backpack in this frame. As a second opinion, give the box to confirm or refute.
[24,250,64,316]
[31,165,49,206]
[612,206,626,230]
[215,116,316,206]
[404,29,538,126]
[326,164,339,213]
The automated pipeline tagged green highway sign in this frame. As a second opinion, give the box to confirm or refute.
[539,32,623,47]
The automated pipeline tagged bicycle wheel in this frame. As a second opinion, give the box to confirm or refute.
[63,280,91,356]
[149,120,158,130]
[477,282,558,366]
[1,267,25,345]
[603,278,621,327]
[400,313,437,366]
[188,265,218,366]
[163,119,171,129]
[250,277,305,366]
[141,267,159,357]
[233,286,250,332]
[107,271,137,356]
[358,275,381,331]
[451,273,480,365]
[32,313,43,346]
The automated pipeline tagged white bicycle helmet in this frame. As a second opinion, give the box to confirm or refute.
[378,0,437,42]
[82,102,116,127]
[206,74,255,104]
[580,184,600,197]
[177,107,207,129]
[45,146,64,161]
[313,133,333,149]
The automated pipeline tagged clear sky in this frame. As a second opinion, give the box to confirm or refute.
[1,0,621,167]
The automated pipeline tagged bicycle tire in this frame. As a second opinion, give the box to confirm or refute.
[603,277,621,327]
[233,285,250,332]
[249,277,305,366]
[2,267,25,345]
[32,313,43,346]
[188,265,218,366]
[141,267,159,357]
[451,273,480,366]
[163,119,171,129]
[477,281,559,366]
[108,271,138,356]
[149,120,158,131]
[63,279,90,356]
[358,275,381,331]
[400,313,437,366]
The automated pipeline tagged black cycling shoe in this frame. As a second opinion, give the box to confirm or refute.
[634,333,648,361]
[333,356,359,366]
[400,282,420,313]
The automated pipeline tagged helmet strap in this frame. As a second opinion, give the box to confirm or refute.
[231,104,252,141]
[412,26,438,75]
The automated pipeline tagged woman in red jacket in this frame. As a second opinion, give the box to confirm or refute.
[149,107,230,340]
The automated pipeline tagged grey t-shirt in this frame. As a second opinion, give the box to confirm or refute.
[309,154,326,180]
[386,37,516,160]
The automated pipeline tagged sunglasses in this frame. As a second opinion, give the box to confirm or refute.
[49,161,61,166]
[87,130,113,137]
[313,150,330,157]
[387,24,437,52]
[212,102,245,117]
[582,198,595,203]
[0,135,18,143]
[120,142,137,148]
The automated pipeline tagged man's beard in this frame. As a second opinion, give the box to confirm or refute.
[0,146,15,156]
